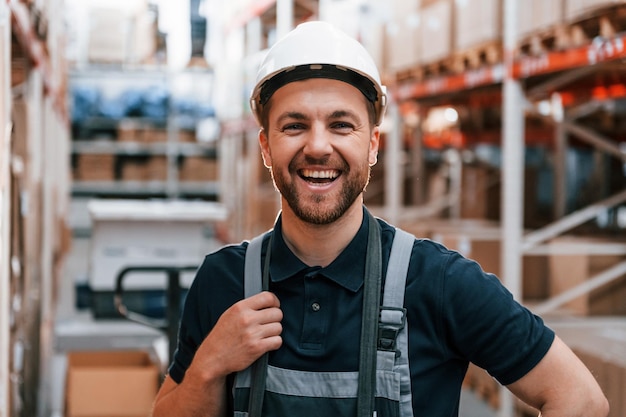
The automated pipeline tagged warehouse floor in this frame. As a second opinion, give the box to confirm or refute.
[52,234,498,417]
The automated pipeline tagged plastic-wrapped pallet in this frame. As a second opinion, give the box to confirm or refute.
[518,0,564,38]
[419,0,453,64]
[565,0,626,22]
[385,0,422,73]
[454,0,501,51]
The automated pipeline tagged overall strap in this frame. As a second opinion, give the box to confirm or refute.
[243,234,265,297]
[238,232,272,417]
[382,228,414,308]
[379,228,415,417]
[357,212,382,417]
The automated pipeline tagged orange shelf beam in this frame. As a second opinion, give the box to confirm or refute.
[393,34,626,102]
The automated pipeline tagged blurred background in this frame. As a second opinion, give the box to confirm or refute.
[1,0,625,416]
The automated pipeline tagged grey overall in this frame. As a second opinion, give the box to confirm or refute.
[233,221,415,417]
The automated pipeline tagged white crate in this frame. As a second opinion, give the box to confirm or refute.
[87,200,228,291]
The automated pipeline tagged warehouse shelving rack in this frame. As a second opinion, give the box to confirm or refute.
[388,1,626,308]
[68,66,220,201]
[384,2,626,416]
[1,1,71,416]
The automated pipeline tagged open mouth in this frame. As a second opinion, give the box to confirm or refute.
[299,169,340,184]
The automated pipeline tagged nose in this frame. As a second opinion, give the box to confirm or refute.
[303,124,333,158]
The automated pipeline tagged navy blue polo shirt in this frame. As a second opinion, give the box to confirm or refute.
[169,207,554,416]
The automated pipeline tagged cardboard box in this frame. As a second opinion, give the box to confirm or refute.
[76,154,115,181]
[179,156,219,181]
[548,236,626,315]
[65,350,159,417]
[120,158,148,181]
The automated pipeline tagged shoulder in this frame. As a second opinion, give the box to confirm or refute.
[191,240,252,292]
[200,241,248,271]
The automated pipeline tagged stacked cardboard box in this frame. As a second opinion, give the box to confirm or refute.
[146,156,168,181]
[120,158,148,181]
[75,154,115,181]
[548,236,626,315]
[179,157,219,182]
[178,130,197,143]
[141,127,168,143]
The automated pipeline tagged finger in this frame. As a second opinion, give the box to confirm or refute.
[260,335,283,352]
[245,291,280,310]
[257,321,282,339]
[256,306,283,325]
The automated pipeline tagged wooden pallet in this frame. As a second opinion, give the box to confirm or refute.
[518,24,572,56]
[392,66,425,84]
[391,57,454,84]
[519,4,626,56]
[452,41,502,72]
[422,57,456,78]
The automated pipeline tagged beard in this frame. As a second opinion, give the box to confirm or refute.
[270,156,371,225]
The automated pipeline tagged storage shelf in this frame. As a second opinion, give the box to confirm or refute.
[393,33,626,101]
[70,63,219,199]
[71,140,217,157]
[71,181,220,197]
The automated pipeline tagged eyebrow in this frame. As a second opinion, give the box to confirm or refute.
[276,111,308,125]
[277,110,362,123]
[329,110,362,124]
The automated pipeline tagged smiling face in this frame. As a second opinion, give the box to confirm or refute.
[259,78,380,225]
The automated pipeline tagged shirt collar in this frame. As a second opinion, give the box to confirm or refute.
[269,207,369,293]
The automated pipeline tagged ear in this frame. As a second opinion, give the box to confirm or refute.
[368,126,380,166]
[259,129,272,168]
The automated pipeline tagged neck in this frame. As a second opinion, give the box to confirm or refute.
[280,201,364,267]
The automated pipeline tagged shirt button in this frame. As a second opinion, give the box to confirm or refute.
[311,302,321,312]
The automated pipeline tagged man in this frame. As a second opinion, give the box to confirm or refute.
[151,21,609,417]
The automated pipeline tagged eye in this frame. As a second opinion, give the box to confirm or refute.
[281,123,306,134]
[331,121,354,132]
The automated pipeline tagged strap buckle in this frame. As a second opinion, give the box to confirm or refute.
[378,306,407,354]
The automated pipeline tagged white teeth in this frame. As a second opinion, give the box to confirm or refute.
[301,169,338,179]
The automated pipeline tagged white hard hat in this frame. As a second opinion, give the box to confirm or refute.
[250,21,387,126]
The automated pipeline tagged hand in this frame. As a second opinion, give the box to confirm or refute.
[192,292,283,378]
